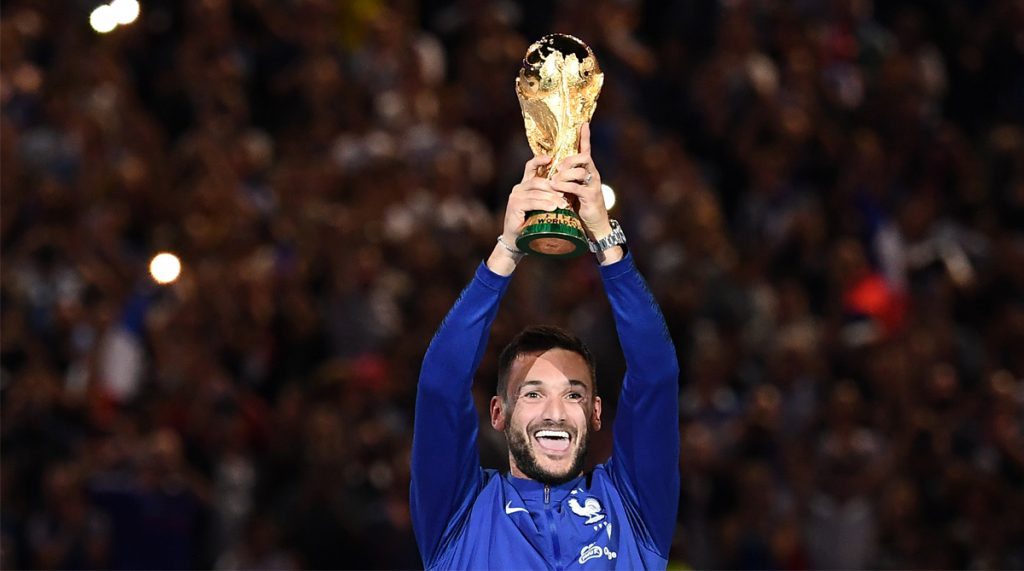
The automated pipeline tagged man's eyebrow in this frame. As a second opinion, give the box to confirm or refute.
[517,379,590,390]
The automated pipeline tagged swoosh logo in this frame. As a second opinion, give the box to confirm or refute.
[505,501,528,515]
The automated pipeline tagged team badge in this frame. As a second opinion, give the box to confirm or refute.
[568,496,605,524]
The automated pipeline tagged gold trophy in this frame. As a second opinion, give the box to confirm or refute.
[515,34,604,258]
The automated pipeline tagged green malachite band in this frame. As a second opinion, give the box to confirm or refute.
[516,208,589,258]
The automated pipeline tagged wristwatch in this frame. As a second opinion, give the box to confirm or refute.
[588,219,627,253]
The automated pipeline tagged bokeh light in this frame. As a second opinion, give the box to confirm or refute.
[601,183,616,210]
[89,5,117,33]
[149,252,181,284]
[110,0,140,25]
[89,0,140,33]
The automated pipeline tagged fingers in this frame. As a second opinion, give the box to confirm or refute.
[554,153,597,182]
[550,180,588,198]
[513,189,566,211]
[514,148,599,213]
[510,182,566,211]
[522,155,552,181]
[514,176,557,194]
[550,177,601,202]
[551,161,600,198]
[552,166,590,185]
[550,143,600,199]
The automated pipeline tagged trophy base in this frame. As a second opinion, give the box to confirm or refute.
[516,208,589,258]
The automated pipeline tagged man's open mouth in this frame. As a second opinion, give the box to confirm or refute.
[534,429,571,453]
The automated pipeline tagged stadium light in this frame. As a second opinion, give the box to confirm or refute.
[602,184,616,211]
[90,0,140,34]
[89,4,117,33]
[111,0,140,25]
[149,252,182,285]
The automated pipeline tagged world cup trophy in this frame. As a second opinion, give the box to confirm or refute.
[515,34,604,258]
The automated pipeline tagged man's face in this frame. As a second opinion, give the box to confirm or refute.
[490,348,602,484]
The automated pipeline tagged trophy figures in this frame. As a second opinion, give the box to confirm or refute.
[515,34,604,258]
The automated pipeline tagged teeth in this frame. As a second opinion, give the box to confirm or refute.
[535,430,570,440]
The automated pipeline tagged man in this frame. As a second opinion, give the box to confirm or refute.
[411,124,680,569]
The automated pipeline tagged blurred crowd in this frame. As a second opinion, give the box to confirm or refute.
[2,0,1023,569]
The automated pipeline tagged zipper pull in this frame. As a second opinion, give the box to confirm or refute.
[544,485,550,504]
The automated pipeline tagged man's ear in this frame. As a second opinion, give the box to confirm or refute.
[490,396,507,431]
[591,395,603,432]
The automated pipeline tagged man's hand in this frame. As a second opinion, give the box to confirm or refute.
[550,123,612,240]
[500,155,566,243]
[551,123,623,265]
[488,155,565,275]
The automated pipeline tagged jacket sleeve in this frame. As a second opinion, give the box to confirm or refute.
[601,252,681,558]
[410,262,511,566]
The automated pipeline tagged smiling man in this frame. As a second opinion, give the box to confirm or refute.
[494,328,602,486]
[411,127,680,570]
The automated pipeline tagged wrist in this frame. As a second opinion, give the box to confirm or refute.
[595,245,625,266]
[588,219,627,257]
[497,234,524,258]
[587,222,614,242]
[488,234,524,276]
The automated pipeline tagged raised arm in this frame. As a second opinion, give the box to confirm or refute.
[601,255,680,557]
[551,124,680,556]
[410,262,507,565]
[411,154,566,565]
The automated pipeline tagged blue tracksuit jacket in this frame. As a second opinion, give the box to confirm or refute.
[412,253,680,570]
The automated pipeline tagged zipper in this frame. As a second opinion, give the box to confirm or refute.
[544,485,562,570]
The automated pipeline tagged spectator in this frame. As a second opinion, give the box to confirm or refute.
[2,0,1022,568]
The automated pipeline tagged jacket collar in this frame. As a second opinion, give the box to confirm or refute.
[505,473,586,503]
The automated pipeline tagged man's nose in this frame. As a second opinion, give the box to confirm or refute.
[542,395,567,422]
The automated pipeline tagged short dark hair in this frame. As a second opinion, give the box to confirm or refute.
[496,325,597,401]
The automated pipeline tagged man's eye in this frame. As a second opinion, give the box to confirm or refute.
[567,392,583,401]
[524,391,541,399]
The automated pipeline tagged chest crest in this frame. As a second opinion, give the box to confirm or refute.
[567,491,617,564]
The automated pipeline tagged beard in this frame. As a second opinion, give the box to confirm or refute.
[507,424,589,485]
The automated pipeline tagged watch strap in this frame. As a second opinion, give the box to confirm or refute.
[588,219,627,253]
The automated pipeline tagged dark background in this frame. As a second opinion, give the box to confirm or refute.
[2,0,1023,569]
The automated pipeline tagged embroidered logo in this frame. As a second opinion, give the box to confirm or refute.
[578,543,618,564]
[570,491,616,563]
[504,501,528,516]
[568,496,605,524]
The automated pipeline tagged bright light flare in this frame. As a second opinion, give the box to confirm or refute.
[110,0,140,24]
[149,253,181,284]
[89,5,117,33]
[90,0,140,34]
[601,184,617,210]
